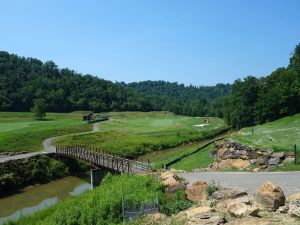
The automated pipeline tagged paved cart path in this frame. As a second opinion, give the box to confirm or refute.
[178,171,300,196]
[0,122,100,163]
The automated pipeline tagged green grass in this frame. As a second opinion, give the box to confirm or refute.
[169,144,214,171]
[233,113,300,152]
[54,111,228,158]
[4,174,191,225]
[0,112,91,153]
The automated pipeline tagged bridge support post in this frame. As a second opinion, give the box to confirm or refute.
[91,168,102,190]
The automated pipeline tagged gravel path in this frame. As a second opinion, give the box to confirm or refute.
[0,122,100,163]
[178,171,300,196]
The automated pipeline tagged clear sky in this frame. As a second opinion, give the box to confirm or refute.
[1,0,299,85]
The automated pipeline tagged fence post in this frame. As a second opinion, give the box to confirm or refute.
[294,144,297,165]
[163,163,167,170]
[122,195,125,221]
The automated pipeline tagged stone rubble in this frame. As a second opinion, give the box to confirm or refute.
[155,173,300,225]
[210,139,295,171]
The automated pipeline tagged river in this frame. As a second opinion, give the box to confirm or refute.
[0,174,90,224]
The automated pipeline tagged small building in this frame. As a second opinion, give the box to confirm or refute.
[83,113,93,121]
[204,117,210,124]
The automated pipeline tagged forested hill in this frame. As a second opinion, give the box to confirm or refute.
[0,51,230,115]
[127,81,231,116]
[223,43,300,128]
[0,51,153,112]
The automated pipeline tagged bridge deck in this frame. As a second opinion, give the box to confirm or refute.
[56,145,151,174]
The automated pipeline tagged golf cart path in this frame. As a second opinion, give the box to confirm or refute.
[0,122,100,163]
[178,171,300,196]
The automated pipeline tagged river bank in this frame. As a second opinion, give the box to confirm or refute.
[0,154,90,196]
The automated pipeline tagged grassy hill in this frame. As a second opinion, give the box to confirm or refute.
[233,113,300,152]
[0,112,91,153]
[165,114,300,172]
[54,111,228,157]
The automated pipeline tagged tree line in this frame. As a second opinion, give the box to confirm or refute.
[0,51,230,116]
[223,44,300,128]
[0,43,299,129]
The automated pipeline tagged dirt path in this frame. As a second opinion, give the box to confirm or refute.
[0,122,100,163]
[178,171,300,196]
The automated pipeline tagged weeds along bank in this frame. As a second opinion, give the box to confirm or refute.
[0,155,89,195]
[4,174,192,225]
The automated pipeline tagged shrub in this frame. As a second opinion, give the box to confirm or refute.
[207,180,220,196]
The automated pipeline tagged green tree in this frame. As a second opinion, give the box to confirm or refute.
[31,98,46,120]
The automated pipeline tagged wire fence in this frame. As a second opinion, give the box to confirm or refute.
[122,195,159,220]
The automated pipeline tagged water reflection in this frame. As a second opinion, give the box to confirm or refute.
[0,174,90,224]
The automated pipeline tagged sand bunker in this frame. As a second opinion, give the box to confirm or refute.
[194,124,209,127]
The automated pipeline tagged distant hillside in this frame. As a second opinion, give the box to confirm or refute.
[127,81,231,117]
[0,51,230,116]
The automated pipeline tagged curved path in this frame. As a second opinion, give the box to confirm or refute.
[0,122,100,163]
[178,171,300,196]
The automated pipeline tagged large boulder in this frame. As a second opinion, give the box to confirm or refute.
[283,157,295,165]
[227,202,259,218]
[257,155,269,166]
[185,181,208,202]
[160,171,182,192]
[185,206,225,225]
[288,192,300,202]
[268,157,280,166]
[255,181,285,211]
[211,159,251,170]
[288,200,300,217]
[185,206,212,217]
[211,188,247,200]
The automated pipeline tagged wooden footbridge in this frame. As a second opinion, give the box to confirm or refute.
[55,145,151,174]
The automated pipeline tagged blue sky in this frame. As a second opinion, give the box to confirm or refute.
[1,0,299,85]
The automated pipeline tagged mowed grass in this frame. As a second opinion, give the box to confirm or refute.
[0,112,91,153]
[170,144,214,171]
[54,111,228,158]
[233,113,300,152]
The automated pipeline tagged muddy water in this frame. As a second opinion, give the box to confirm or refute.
[0,174,90,224]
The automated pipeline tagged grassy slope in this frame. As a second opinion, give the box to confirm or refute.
[54,111,228,157]
[169,144,214,171]
[233,113,300,152]
[0,112,91,153]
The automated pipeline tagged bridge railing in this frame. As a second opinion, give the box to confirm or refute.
[55,145,151,174]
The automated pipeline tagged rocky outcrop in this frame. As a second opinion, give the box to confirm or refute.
[211,139,294,171]
[160,171,183,192]
[255,181,285,211]
[211,159,251,170]
[185,181,208,202]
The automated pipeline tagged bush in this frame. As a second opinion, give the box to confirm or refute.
[160,189,192,216]
[207,181,220,196]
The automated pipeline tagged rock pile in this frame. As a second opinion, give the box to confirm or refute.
[210,139,294,171]
[156,174,300,225]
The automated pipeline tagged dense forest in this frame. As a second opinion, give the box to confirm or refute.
[0,51,230,116]
[126,81,231,117]
[0,43,299,129]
